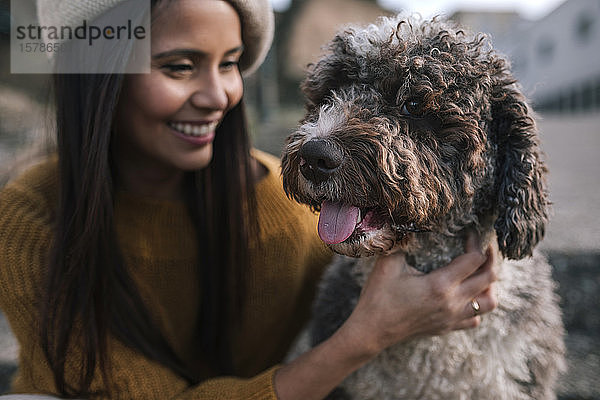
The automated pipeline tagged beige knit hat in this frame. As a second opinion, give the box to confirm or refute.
[36,0,274,75]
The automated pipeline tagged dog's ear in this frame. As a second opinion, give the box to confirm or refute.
[491,82,549,260]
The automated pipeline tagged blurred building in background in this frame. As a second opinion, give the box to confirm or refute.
[245,0,391,125]
[282,0,390,82]
[449,10,527,55]
[452,0,600,114]
[510,0,600,113]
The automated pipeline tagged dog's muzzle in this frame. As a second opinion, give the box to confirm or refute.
[299,139,344,184]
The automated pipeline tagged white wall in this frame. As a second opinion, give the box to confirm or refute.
[509,0,600,107]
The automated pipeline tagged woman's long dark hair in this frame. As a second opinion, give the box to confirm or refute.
[40,1,257,396]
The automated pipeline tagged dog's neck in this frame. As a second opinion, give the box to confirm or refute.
[349,214,498,282]
[404,232,467,273]
[401,215,497,273]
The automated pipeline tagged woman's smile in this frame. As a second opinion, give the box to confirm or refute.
[168,120,219,137]
[167,120,219,146]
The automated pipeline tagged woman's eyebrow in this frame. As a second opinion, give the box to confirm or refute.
[152,45,244,60]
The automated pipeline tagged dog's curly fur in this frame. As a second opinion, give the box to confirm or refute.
[282,15,566,400]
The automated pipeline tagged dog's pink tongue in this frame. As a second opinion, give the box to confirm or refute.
[318,201,359,244]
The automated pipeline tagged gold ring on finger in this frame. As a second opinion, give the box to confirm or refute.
[470,298,481,317]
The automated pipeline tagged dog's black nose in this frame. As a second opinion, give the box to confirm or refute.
[300,139,344,184]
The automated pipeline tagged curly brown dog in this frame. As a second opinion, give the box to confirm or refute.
[282,15,565,400]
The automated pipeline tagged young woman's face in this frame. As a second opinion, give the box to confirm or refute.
[113,0,244,173]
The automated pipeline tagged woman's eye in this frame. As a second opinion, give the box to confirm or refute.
[220,60,239,71]
[162,64,193,73]
[401,99,425,117]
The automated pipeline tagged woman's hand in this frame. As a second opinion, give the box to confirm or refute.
[275,232,498,400]
[338,232,498,358]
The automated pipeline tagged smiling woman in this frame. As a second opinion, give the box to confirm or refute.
[0,0,324,397]
[113,0,244,194]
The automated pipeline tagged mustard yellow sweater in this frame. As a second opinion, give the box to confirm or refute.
[0,149,332,399]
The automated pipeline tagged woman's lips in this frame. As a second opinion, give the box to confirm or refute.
[168,120,218,146]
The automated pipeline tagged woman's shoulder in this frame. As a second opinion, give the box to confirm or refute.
[251,148,305,213]
[251,148,280,175]
[0,158,58,347]
[0,155,58,222]
[1,154,58,199]
[0,156,57,284]
[250,148,321,235]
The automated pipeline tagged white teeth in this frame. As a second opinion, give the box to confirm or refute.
[169,121,218,137]
[357,208,362,224]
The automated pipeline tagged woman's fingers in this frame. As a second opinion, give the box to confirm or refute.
[456,286,497,330]
[464,230,480,253]
[452,316,481,331]
[473,286,498,315]
[448,287,498,333]
[459,246,497,297]
[430,246,487,284]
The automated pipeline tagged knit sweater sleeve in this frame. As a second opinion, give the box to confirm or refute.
[96,339,281,400]
[0,167,58,393]
[0,163,283,399]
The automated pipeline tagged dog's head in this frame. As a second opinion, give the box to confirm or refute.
[281,16,548,259]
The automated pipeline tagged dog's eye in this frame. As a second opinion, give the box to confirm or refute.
[401,99,425,117]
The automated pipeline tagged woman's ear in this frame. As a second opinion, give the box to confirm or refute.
[491,84,549,260]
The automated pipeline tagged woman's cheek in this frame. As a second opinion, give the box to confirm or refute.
[226,74,244,109]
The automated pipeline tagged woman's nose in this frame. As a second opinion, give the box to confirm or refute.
[189,70,229,111]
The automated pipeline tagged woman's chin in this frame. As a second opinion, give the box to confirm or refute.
[176,144,214,171]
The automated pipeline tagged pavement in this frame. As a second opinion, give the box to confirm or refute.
[0,109,599,397]
[537,113,600,254]
[536,113,600,400]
